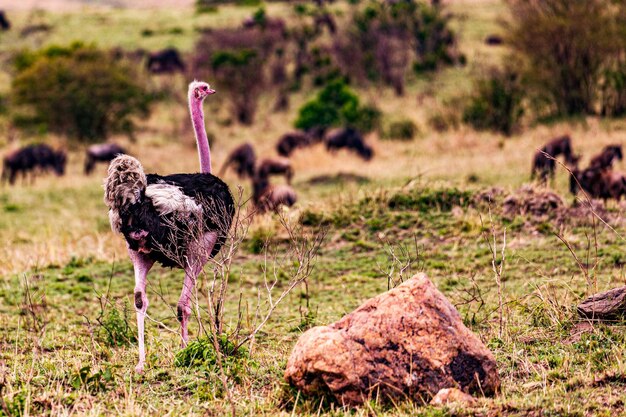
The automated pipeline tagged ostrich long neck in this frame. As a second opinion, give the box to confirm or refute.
[189,96,212,174]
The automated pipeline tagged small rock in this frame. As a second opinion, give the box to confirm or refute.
[284,273,500,406]
[577,286,626,320]
[430,388,477,406]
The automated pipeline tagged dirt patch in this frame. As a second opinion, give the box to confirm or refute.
[502,186,564,220]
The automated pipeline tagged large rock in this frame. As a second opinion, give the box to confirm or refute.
[284,273,500,406]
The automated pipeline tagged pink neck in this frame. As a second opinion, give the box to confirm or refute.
[189,97,212,174]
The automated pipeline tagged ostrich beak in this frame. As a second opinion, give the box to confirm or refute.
[208,88,216,95]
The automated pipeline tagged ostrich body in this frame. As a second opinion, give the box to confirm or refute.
[85,143,126,175]
[219,142,256,179]
[104,81,234,373]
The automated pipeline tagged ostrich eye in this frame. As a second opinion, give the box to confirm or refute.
[202,86,208,91]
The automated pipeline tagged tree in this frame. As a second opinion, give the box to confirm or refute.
[506,0,626,116]
[12,44,151,142]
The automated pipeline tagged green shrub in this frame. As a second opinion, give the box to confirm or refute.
[11,44,151,142]
[295,79,381,133]
[462,65,524,136]
[247,227,275,254]
[175,335,252,381]
[388,188,472,212]
[97,303,136,347]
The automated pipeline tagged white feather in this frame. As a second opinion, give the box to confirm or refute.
[145,183,202,218]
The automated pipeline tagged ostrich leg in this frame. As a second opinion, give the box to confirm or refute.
[177,232,218,345]
[129,248,155,373]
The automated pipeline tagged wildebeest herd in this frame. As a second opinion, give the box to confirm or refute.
[219,126,374,212]
[531,134,625,202]
[1,142,125,185]
[1,124,374,214]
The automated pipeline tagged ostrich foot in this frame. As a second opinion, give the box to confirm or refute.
[135,362,145,374]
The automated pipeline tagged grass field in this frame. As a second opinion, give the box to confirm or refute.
[2,1,626,416]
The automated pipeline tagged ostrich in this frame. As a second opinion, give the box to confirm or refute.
[85,143,126,175]
[257,157,294,184]
[219,142,256,179]
[104,81,234,373]
[252,170,297,213]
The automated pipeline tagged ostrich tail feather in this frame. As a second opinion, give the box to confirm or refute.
[103,155,147,233]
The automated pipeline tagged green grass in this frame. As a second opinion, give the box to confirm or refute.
[2,0,626,415]
[3,183,626,415]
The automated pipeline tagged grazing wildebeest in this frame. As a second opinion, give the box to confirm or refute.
[589,144,623,169]
[84,143,126,175]
[275,127,327,157]
[252,170,297,213]
[531,135,575,183]
[0,11,10,30]
[146,48,185,74]
[2,144,66,185]
[219,143,256,179]
[570,165,623,202]
[257,158,294,184]
[568,153,626,202]
[276,131,312,157]
[485,35,503,45]
[324,127,373,161]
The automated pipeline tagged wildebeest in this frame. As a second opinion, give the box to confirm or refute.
[252,170,297,213]
[276,131,311,157]
[531,135,575,183]
[589,144,623,170]
[570,166,625,202]
[219,143,256,179]
[146,48,185,74]
[84,143,126,175]
[324,127,373,161]
[485,35,503,46]
[2,144,66,185]
[0,11,10,30]
[257,158,294,184]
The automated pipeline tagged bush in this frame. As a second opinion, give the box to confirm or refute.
[506,0,626,116]
[295,79,381,133]
[462,66,524,136]
[193,24,287,124]
[175,335,252,382]
[332,0,460,95]
[11,43,151,142]
[96,303,136,347]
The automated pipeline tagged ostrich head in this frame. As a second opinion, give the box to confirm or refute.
[188,80,216,102]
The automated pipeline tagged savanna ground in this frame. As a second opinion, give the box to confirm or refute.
[2,0,626,416]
